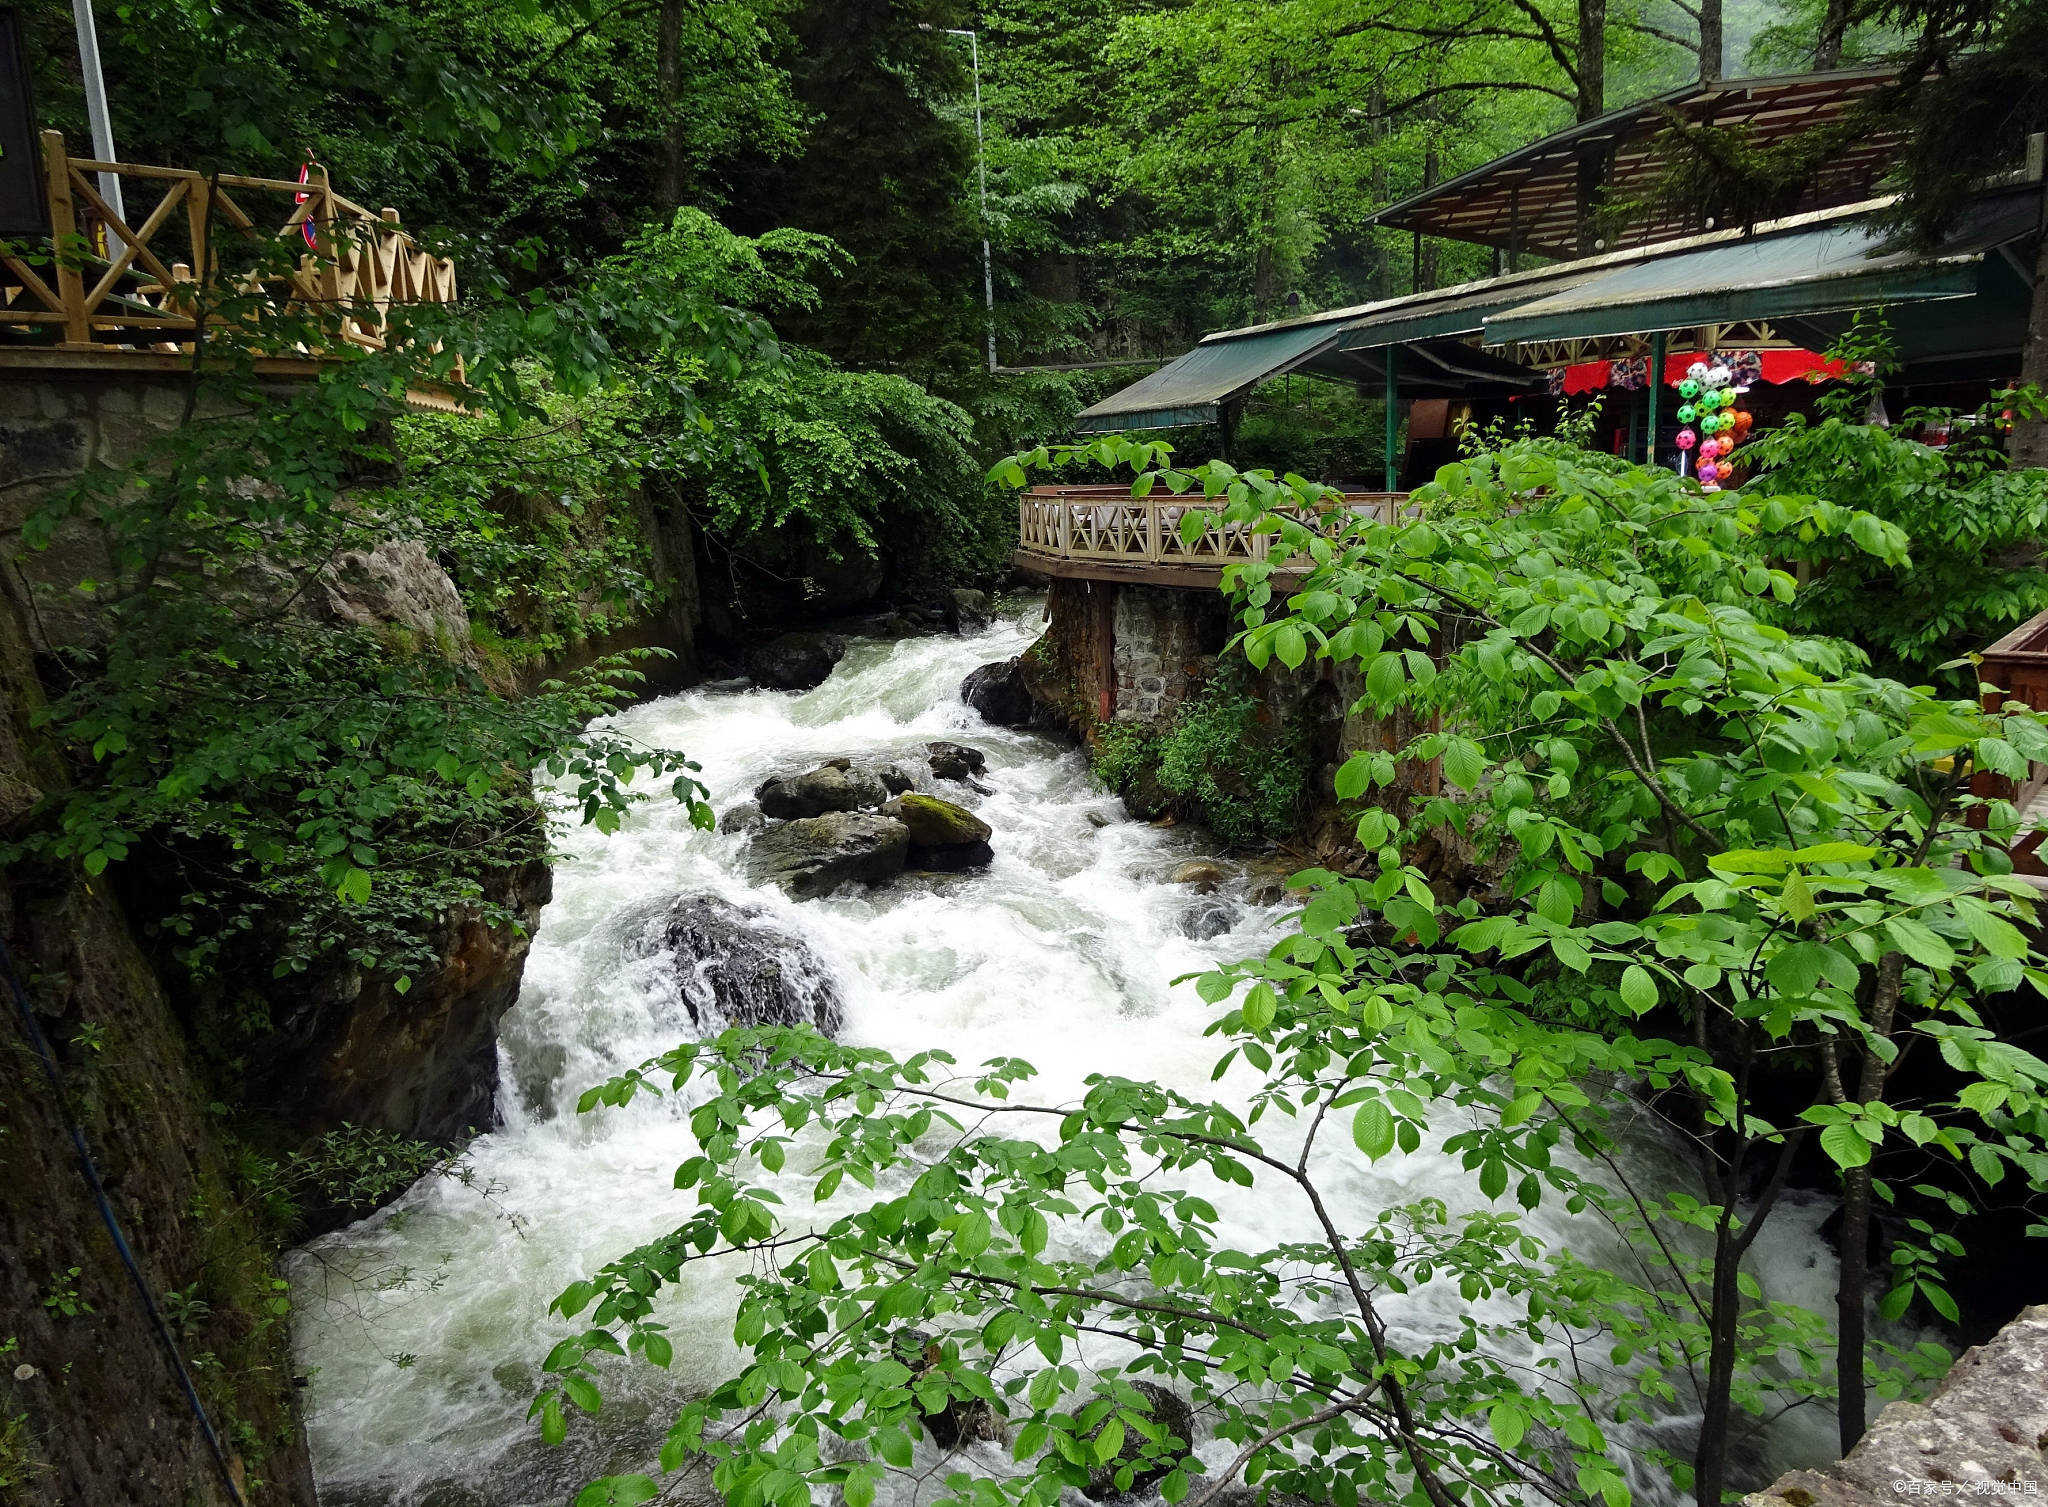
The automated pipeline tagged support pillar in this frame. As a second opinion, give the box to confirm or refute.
[1383,347,1400,493]
[1647,331,1667,469]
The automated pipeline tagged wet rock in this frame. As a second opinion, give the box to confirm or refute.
[946,588,992,633]
[633,895,842,1034]
[746,811,909,898]
[925,740,988,783]
[744,631,847,691]
[303,538,474,656]
[884,794,994,872]
[877,762,920,796]
[718,801,767,835]
[1178,897,1239,941]
[1083,1380,1193,1500]
[962,657,1035,727]
[1169,859,1232,893]
[1745,1305,2048,1507]
[699,675,752,694]
[756,762,890,819]
[1086,811,1113,829]
[895,1330,1007,1451]
[1245,870,1290,907]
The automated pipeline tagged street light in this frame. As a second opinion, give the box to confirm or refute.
[921,23,996,373]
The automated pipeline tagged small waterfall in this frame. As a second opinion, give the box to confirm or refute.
[288,600,1847,1507]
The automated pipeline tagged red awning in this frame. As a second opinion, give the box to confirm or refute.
[1550,347,1849,395]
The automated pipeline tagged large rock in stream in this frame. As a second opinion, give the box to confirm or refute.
[1083,1380,1194,1500]
[745,630,848,690]
[746,810,910,897]
[756,759,891,819]
[634,895,842,1034]
[883,794,993,871]
[961,657,1036,727]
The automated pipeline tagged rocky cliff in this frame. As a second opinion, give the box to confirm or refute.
[1746,1308,2048,1507]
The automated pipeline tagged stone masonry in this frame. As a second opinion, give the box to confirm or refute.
[1111,584,1226,728]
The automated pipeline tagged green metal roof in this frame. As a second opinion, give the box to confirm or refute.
[1481,214,1999,346]
[1072,316,1357,432]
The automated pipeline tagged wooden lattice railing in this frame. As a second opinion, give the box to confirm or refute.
[1016,485,1408,570]
[1974,606,2048,877]
[0,130,457,358]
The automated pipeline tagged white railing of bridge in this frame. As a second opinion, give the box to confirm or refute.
[1016,486,1407,569]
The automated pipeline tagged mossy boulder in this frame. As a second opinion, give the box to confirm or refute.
[882,794,993,872]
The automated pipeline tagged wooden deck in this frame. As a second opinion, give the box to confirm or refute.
[1012,485,1406,586]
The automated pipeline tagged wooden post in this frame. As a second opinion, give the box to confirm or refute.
[1383,346,1401,493]
[1647,331,1666,467]
[41,131,90,347]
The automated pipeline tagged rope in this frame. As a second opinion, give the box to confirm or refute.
[0,928,250,1507]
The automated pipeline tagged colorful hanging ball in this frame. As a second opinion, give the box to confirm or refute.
[1678,378,1702,400]
[1704,389,1726,412]
[1705,365,1731,389]
[1702,413,1721,435]
[1676,428,1697,451]
[1687,361,1710,382]
[1731,410,1753,436]
[1698,461,1720,484]
[1677,403,1698,423]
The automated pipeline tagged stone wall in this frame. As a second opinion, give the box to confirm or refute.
[1111,585,1228,728]
[1745,1307,2048,1507]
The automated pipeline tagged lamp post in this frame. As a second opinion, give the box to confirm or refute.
[71,0,124,252]
[922,24,996,373]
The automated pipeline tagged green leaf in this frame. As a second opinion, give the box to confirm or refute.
[1353,1100,1397,1161]
[336,865,373,906]
[576,1477,658,1507]
[1094,1418,1125,1464]
[1820,1121,1872,1169]
[1273,623,1307,671]
[1618,965,1659,1014]
[1441,737,1487,791]
[1489,1402,1527,1452]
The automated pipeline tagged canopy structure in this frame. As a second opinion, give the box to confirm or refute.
[1071,313,1359,433]
[1483,190,2038,347]
[1370,67,1903,261]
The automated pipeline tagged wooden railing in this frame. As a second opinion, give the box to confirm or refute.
[0,130,457,358]
[1016,485,1408,570]
[1974,607,2048,876]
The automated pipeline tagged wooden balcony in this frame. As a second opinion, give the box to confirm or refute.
[1,130,459,380]
[1974,606,2048,877]
[1013,485,1407,587]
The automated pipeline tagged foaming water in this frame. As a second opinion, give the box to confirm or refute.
[290,601,1844,1507]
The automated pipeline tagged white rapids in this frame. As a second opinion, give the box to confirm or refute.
[289,600,1848,1507]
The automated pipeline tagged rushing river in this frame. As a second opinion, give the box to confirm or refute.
[290,600,1847,1507]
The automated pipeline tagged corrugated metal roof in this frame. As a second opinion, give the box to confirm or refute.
[1482,192,2039,345]
[1072,317,1352,432]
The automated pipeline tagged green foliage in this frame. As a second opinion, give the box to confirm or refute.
[1742,321,2048,689]
[1092,671,1311,847]
[543,437,2048,1507]
[687,351,1005,595]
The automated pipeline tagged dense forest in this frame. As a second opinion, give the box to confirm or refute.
[4,2,2048,1507]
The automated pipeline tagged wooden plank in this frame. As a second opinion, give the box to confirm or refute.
[41,132,90,347]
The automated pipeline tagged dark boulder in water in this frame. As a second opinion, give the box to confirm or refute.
[925,740,988,784]
[634,895,842,1034]
[1082,1380,1194,1500]
[961,658,1034,727]
[744,631,847,691]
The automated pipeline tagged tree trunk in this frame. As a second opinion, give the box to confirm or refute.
[1694,1215,1743,1507]
[657,0,687,213]
[1815,0,1851,69]
[1836,1164,1872,1453]
[1834,952,1904,1454]
[1574,0,1607,253]
[2013,204,2048,470]
[1698,0,1723,82]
